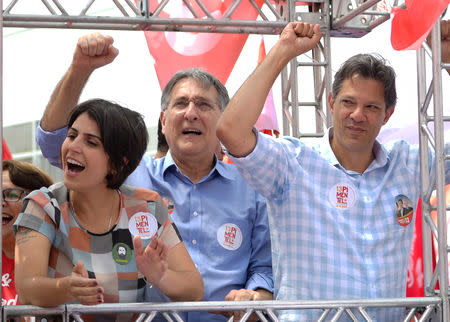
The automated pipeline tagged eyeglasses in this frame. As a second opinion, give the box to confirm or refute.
[2,188,26,202]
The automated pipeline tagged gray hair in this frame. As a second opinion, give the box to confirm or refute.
[161,68,230,112]
[332,53,397,109]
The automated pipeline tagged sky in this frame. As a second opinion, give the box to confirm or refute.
[2,3,449,140]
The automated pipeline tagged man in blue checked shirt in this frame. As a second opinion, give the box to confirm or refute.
[217,21,450,321]
[35,33,273,321]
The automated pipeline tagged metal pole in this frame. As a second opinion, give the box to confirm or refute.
[417,43,434,297]
[288,0,299,138]
[430,18,449,321]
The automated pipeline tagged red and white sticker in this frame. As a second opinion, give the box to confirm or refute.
[328,183,357,210]
[217,223,242,251]
[162,196,175,214]
[395,195,414,226]
[129,212,158,239]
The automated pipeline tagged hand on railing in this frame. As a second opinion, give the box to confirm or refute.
[67,261,104,305]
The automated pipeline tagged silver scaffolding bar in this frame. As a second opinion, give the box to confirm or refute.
[2,297,444,321]
[430,17,449,321]
[3,0,389,35]
[277,0,331,138]
[417,14,450,322]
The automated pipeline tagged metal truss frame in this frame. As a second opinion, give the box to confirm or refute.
[417,17,450,322]
[1,0,394,136]
[2,0,449,321]
[2,297,444,321]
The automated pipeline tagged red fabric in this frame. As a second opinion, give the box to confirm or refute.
[429,185,450,288]
[254,38,279,136]
[406,192,444,297]
[391,0,449,50]
[142,0,263,88]
[222,155,234,165]
[3,138,12,160]
[406,198,425,297]
[1,252,19,305]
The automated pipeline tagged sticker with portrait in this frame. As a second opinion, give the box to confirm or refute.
[395,194,414,226]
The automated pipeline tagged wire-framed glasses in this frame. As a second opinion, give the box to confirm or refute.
[2,188,26,202]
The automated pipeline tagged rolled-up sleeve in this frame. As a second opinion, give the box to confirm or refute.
[36,123,68,168]
[245,193,273,293]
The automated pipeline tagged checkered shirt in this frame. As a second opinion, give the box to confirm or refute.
[14,182,181,321]
[228,128,443,321]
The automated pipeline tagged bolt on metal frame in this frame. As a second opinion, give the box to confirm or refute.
[1,0,448,321]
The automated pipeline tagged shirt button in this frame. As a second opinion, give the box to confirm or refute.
[193,211,198,216]
[364,196,371,202]
[192,239,197,245]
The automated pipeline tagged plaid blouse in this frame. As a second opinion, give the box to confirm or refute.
[14,182,181,321]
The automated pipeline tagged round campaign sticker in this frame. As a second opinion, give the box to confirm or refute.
[128,212,158,239]
[328,182,357,210]
[112,242,132,265]
[217,223,243,251]
[395,194,414,226]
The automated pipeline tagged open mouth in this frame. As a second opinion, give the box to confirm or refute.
[2,214,13,226]
[182,129,202,135]
[66,158,86,174]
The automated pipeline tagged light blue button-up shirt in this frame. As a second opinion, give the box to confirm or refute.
[36,125,273,322]
[229,128,448,321]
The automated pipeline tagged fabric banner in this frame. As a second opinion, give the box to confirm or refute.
[430,185,450,287]
[254,37,279,135]
[3,138,12,160]
[391,0,449,50]
[406,198,425,297]
[143,0,263,89]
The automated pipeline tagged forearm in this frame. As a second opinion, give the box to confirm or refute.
[217,43,287,158]
[154,269,204,302]
[17,276,73,307]
[41,64,92,131]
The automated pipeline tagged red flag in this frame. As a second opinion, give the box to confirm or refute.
[406,192,444,297]
[254,37,279,136]
[3,138,12,160]
[407,198,425,297]
[143,0,263,88]
[430,185,450,287]
[391,0,449,50]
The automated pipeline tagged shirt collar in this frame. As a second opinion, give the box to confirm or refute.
[162,150,236,182]
[322,127,389,170]
[319,127,340,166]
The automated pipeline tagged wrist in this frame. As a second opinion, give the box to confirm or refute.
[57,276,74,302]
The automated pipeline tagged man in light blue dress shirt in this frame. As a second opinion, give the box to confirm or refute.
[217,22,449,321]
[36,33,273,321]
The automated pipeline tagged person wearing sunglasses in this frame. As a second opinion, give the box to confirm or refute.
[2,159,54,306]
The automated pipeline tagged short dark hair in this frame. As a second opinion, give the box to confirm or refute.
[161,68,229,112]
[3,160,54,191]
[67,99,148,189]
[157,118,168,155]
[332,53,397,109]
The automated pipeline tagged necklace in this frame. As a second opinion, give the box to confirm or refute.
[70,190,119,233]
